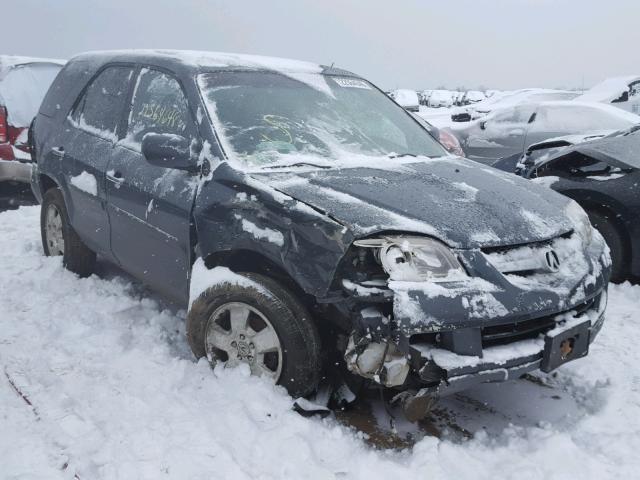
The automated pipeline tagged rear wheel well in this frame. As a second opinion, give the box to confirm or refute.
[39,174,58,194]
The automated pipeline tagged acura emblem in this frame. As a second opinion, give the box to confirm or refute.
[544,249,561,272]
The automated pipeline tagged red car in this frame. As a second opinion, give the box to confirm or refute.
[0,56,64,184]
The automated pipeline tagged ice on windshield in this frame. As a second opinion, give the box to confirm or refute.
[197,71,446,169]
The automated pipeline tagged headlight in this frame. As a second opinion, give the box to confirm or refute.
[564,200,593,247]
[354,236,467,282]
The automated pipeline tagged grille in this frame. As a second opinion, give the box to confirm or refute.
[481,296,596,347]
[482,232,573,277]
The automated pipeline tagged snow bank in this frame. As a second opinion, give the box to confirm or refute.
[2,206,640,479]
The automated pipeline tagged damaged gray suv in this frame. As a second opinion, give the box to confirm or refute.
[31,50,610,419]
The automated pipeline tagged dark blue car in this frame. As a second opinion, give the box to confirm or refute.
[30,50,610,419]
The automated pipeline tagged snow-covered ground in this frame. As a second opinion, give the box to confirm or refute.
[2,205,640,479]
[417,106,460,129]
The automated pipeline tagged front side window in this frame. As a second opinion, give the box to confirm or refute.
[490,105,535,125]
[125,68,192,147]
[71,66,134,140]
[197,71,446,169]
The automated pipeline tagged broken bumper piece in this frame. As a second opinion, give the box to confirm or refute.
[412,290,606,396]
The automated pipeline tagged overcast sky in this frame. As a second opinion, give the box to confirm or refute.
[5,0,639,91]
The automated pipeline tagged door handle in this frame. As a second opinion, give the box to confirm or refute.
[51,146,65,157]
[106,170,124,188]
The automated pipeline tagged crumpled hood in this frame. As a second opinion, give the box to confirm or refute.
[251,157,574,249]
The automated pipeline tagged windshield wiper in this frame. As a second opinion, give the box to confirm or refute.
[387,153,418,159]
[262,162,332,170]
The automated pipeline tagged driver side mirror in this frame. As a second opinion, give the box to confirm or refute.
[141,133,197,172]
[479,120,487,130]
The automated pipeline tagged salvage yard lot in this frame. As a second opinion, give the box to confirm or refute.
[2,206,640,479]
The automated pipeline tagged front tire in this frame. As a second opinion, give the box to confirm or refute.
[187,272,322,397]
[41,187,96,277]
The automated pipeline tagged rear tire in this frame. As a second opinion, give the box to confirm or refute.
[187,272,322,397]
[41,187,96,277]
[587,210,626,283]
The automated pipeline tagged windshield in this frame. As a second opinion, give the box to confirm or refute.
[197,71,446,168]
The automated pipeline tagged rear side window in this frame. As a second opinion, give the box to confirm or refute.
[70,66,134,140]
[124,68,192,148]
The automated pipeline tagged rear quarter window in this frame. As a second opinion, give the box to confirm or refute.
[69,66,134,141]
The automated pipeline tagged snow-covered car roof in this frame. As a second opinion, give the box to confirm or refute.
[576,75,640,103]
[470,89,579,113]
[71,49,333,75]
[0,55,65,80]
[391,89,419,106]
[535,100,640,122]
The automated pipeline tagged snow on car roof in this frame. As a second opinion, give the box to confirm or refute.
[73,49,325,74]
[536,100,640,122]
[576,75,640,103]
[0,55,65,79]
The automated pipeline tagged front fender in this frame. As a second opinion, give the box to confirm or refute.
[193,163,354,297]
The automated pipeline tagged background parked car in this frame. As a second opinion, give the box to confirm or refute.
[461,90,485,105]
[451,100,640,164]
[0,56,63,210]
[576,75,640,115]
[389,89,420,112]
[427,90,454,108]
[0,56,64,184]
[514,125,640,282]
[419,89,432,106]
[411,113,465,156]
[451,88,579,122]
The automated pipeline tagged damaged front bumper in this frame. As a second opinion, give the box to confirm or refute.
[344,234,611,396]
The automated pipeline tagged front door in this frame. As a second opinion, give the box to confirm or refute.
[106,68,200,301]
[464,105,535,163]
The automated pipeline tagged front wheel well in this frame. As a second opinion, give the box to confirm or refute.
[201,249,312,306]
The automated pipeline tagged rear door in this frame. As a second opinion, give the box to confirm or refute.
[106,67,200,300]
[61,66,135,255]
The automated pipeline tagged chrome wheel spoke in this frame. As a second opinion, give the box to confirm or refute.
[254,354,280,379]
[205,324,233,353]
[45,205,64,256]
[228,305,251,335]
[252,327,280,354]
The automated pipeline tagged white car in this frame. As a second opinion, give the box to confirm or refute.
[428,90,454,108]
[452,88,579,122]
[576,76,640,114]
[390,89,420,112]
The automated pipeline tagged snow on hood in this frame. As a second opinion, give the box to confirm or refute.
[576,76,640,103]
[527,131,615,152]
[251,158,574,249]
